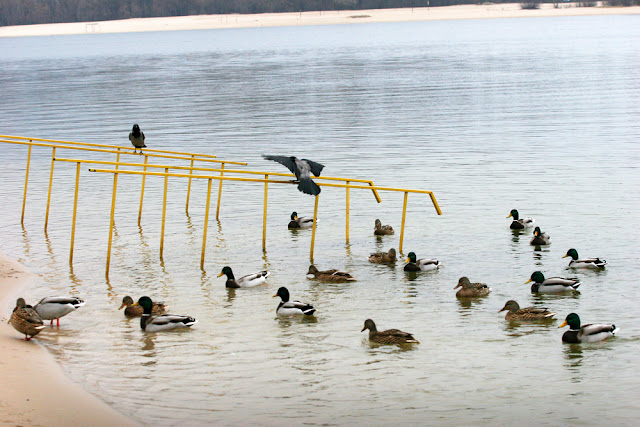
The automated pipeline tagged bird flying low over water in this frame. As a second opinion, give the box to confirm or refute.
[129,124,146,154]
[262,155,324,196]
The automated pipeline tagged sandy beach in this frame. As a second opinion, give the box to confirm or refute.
[0,251,139,427]
[1,3,639,38]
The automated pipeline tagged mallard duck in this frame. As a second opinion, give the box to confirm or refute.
[34,296,85,326]
[288,211,314,229]
[218,266,270,288]
[530,226,551,245]
[307,265,356,282]
[274,287,316,316]
[526,271,580,293]
[499,300,556,320]
[404,252,440,272]
[507,209,535,230]
[119,296,167,317]
[563,248,607,269]
[361,319,419,345]
[368,248,397,264]
[374,219,394,235]
[131,296,197,332]
[559,313,619,343]
[9,298,44,340]
[454,276,491,297]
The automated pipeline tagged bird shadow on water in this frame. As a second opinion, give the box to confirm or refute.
[456,296,488,315]
[501,318,557,338]
[362,339,419,353]
[275,315,318,329]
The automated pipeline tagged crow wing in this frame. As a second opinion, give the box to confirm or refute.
[262,155,299,178]
[302,159,324,177]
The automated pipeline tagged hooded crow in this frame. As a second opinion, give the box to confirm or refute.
[129,124,146,154]
[262,155,324,196]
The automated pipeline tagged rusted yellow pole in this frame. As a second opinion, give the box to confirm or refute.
[310,194,319,260]
[346,181,350,243]
[106,169,119,276]
[201,178,213,269]
[216,163,225,220]
[186,154,195,213]
[160,167,169,258]
[69,162,81,264]
[138,155,148,225]
[44,147,56,231]
[399,192,409,254]
[262,174,268,249]
[21,143,32,225]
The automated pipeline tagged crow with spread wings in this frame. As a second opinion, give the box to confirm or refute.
[262,155,325,196]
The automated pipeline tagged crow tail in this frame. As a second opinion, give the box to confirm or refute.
[298,178,321,196]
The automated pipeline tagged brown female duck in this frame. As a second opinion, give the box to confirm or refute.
[119,296,167,317]
[307,265,356,283]
[374,219,394,235]
[499,300,556,320]
[9,298,45,340]
[361,319,419,345]
[454,277,491,297]
[368,248,397,264]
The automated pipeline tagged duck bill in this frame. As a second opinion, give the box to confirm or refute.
[217,272,225,278]
[506,214,513,218]
[498,308,506,312]
[525,279,532,284]
[272,294,278,298]
[131,302,139,307]
[558,320,568,328]
[118,303,126,310]
[405,258,410,263]
[360,327,366,332]
[562,255,569,258]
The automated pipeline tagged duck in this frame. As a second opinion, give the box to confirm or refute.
[526,271,580,293]
[368,248,397,264]
[288,211,314,229]
[9,298,45,340]
[307,265,356,283]
[119,296,167,317]
[404,252,440,272]
[34,296,85,327]
[129,124,146,154]
[454,276,491,297]
[131,296,197,332]
[361,319,419,345]
[559,313,619,343]
[563,248,607,269]
[498,300,556,321]
[218,266,270,288]
[274,287,316,316]
[374,219,394,235]
[507,209,535,230]
[530,226,551,245]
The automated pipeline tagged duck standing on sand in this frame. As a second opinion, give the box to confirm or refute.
[530,226,551,246]
[119,296,167,317]
[507,209,535,230]
[274,287,316,316]
[559,313,619,343]
[404,251,439,271]
[526,271,580,293]
[9,298,45,340]
[132,296,197,332]
[34,296,85,327]
[374,219,394,235]
[563,248,607,269]
[262,155,324,196]
[368,248,397,264]
[129,124,146,154]
[498,300,556,320]
[361,319,419,345]
[218,266,270,288]
[454,276,491,297]
[288,211,314,229]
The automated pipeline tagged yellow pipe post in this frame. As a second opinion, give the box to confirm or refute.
[21,143,32,225]
[399,192,409,254]
[160,167,169,258]
[216,163,225,220]
[345,181,350,243]
[106,168,119,276]
[69,162,81,264]
[262,174,268,250]
[138,155,148,225]
[44,147,56,231]
[186,155,195,213]
[201,178,213,269]
[310,194,319,260]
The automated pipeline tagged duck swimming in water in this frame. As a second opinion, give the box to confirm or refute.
[563,248,607,269]
[361,319,419,345]
[559,313,619,343]
[526,271,580,293]
[530,226,551,245]
[507,209,535,230]
[404,252,440,272]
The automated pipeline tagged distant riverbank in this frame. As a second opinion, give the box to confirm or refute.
[1,3,639,38]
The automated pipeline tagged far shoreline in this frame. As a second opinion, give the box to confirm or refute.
[1,3,639,38]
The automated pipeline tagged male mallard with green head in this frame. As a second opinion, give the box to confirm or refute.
[499,300,556,320]
[530,226,551,246]
[454,276,491,297]
[218,266,270,288]
[288,211,314,229]
[526,271,580,293]
[563,248,607,269]
[34,296,85,327]
[404,252,440,271]
[361,319,419,345]
[274,287,316,316]
[507,209,535,230]
[559,313,619,343]
[132,296,197,332]
[9,298,45,340]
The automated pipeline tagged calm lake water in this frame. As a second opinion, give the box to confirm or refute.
[1,15,639,426]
